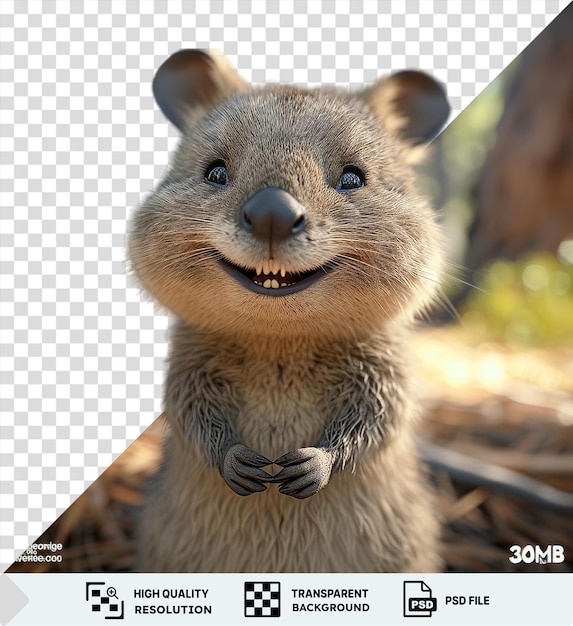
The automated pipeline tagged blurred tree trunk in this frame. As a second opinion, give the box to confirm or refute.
[461,5,573,295]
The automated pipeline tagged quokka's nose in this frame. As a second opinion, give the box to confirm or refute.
[240,187,306,243]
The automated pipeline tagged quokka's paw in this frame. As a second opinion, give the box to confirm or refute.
[221,444,273,496]
[271,447,335,499]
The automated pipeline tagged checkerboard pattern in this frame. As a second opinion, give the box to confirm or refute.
[0,0,568,569]
[245,582,281,617]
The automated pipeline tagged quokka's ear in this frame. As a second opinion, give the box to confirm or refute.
[362,70,450,145]
[152,49,247,132]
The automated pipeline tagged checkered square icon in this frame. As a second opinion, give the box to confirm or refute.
[244,582,281,618]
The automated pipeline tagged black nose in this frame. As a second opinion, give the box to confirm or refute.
[240,187,306,243]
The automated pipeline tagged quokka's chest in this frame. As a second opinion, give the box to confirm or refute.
[232,353,335,459]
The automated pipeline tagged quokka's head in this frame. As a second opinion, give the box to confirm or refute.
[129,50,449,340]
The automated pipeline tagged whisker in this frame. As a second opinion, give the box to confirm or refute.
[440,271,485,294]
[335,254,380,274]
[130,247,222,273]
[433,289,462,324]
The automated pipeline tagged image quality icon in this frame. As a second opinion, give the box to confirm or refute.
[85,582,125,620]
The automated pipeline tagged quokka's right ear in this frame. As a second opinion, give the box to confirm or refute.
[362,70,450,146]
[152,49,247,132]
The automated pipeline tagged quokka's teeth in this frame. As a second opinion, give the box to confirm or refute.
[271,279,279,288]
[263,279,272,288]
[256,259,285,276]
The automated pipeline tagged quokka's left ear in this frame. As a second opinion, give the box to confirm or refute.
[361,70,450,145]
[152,49,247,132]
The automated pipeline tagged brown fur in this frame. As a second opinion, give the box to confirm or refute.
[129,50,449,572]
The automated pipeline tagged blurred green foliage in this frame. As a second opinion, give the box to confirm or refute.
[418,72,507,266]
[461,250,573,346]
[418,58,573,347]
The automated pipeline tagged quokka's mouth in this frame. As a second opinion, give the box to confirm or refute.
[218,257,335,296]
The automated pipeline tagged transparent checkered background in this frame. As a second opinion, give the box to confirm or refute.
[0,0,568,569]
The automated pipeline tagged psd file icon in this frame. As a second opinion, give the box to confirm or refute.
[403,581,437,617]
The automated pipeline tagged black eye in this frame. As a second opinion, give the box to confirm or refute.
[205,161,228,187]
[337,167,365,191]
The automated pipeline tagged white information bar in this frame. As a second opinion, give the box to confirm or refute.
[2,573,572,626]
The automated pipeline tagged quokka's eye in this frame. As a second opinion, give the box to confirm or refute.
[336,167,365,191]
[205,161,228,187]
